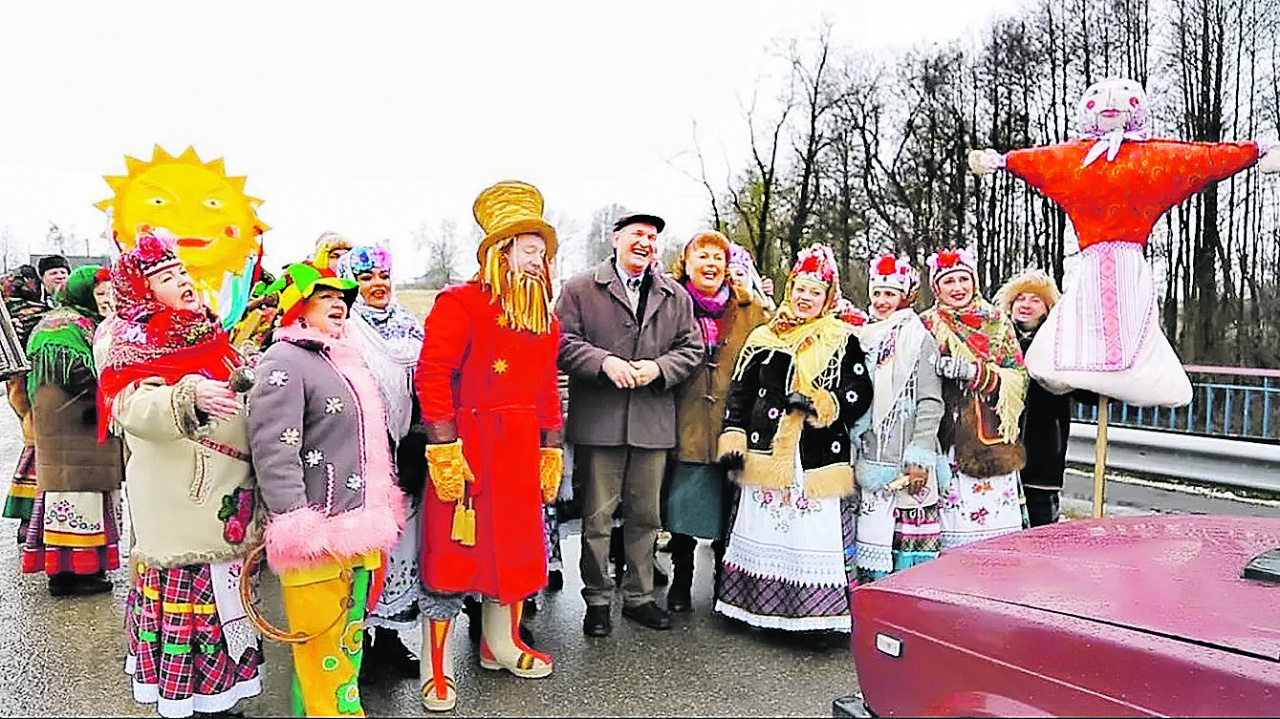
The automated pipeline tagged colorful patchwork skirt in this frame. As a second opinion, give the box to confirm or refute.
[22,490,121,576]
[125,560,264,718]
[2,445,37,523]
[854,489,941,583]
[715,455,856,632]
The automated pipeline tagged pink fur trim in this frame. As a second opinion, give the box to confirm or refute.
[263,322,407,573]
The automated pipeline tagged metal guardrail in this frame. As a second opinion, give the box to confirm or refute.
[1067,423,1280,495]
[1071,365,1280,442]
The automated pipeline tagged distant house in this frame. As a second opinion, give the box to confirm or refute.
[28,253,114,270]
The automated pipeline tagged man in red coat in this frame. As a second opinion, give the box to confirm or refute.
[414,180,564,712]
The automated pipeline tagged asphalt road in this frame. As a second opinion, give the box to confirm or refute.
[5,399,1278,717]
[0,404,856,718]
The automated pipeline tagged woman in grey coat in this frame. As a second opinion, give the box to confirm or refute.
[852,254,944,582]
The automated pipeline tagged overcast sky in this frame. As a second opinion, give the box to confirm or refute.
[0,0,1022,276]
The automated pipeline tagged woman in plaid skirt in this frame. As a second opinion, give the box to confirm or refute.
[100,235,263,718]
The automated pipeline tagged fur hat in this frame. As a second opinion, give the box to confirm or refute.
[37,255,70,277]
[926,247,978,291]
[995,268,1061,314]
[867,253,920,302]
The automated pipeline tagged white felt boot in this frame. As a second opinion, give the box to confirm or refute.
[420,619,457,711]
[478,599,553,679]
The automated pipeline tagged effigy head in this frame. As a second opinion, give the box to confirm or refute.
[1076,78,1149,136]
[97,146,267,325]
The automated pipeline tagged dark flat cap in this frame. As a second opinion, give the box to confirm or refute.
[613,212,665,233]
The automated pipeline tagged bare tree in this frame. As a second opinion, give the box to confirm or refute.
[417,220,460,289]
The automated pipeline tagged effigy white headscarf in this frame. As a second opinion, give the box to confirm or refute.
[1073,78,1151,167]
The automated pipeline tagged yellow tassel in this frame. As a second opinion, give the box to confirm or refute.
[450,501,466,543]
[450,501,476,547]
[462,501,476,546]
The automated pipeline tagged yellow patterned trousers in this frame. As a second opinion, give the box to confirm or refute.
[281,567,370,717]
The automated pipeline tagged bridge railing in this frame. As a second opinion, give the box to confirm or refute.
[1071,365,1280,443]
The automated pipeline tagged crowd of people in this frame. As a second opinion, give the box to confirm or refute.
[0,179,1086,718]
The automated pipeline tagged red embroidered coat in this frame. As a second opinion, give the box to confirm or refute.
[1003,139,1260,249]
[415,282,562,603]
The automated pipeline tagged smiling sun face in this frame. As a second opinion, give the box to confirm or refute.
[97,145,267,287]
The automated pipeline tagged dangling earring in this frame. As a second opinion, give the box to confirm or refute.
[298,317,308,328]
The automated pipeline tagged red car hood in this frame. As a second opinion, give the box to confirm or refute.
[880,515,1280,660]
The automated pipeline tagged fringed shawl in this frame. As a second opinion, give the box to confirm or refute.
[921,298,1027,443]
[733,313,853,400]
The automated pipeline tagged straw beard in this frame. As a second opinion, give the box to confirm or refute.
[480,242,554,335]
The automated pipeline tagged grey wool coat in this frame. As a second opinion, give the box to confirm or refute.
[247,325,405,574]
[557,259,703,449]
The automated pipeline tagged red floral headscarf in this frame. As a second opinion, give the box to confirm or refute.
[98,234,240,440]
[769,243,842,334]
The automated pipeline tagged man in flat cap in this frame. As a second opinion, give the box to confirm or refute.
[557,211,702,636]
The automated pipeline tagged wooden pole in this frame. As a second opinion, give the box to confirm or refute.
[1092,395,1109,519]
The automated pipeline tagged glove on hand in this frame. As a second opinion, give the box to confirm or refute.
[425,440,475,503]
[935,356,978,382]
[1259,141,1280,173]
[539,447,564,503]
[967,148,1006,175]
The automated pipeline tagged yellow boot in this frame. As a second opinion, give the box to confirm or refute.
[478,599,553,679]
[420,619,457,711]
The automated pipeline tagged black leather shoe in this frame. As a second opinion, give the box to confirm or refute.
[583,605,612,637]
[622,601,672,630]
[547,569,564,592]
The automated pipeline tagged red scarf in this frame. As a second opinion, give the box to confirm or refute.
[97,318,240,442]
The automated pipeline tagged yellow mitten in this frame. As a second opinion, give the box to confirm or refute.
[426,440,475,503]
[539,447,564,504]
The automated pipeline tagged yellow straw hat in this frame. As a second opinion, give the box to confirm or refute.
[471,181,558,264]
